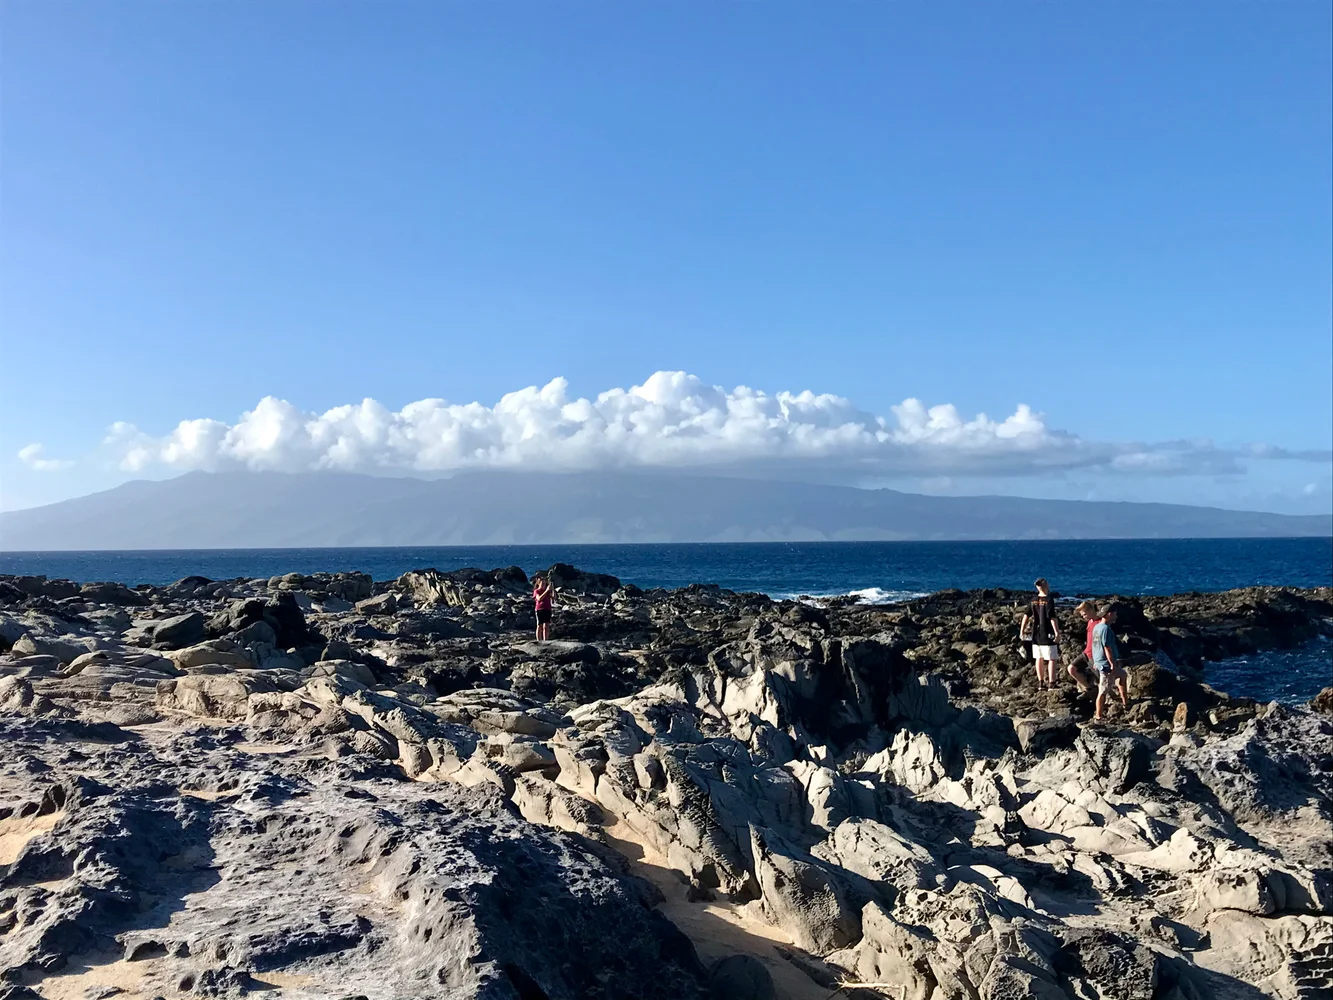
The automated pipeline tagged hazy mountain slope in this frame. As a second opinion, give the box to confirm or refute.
[0,471,1328,549]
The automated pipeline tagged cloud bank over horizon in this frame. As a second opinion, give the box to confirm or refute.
[20,372,1331,485]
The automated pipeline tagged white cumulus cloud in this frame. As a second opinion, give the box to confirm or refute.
[17,444,73,472]
[99,371,1329,480]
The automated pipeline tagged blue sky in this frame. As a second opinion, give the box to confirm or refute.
[2,1,1330,515]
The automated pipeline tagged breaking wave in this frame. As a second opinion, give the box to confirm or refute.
[773,587,929,606]
[847,587,929,605]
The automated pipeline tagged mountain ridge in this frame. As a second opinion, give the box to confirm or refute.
[0,470,1328,550]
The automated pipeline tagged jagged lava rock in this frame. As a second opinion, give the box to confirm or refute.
[1,570,1331,1000]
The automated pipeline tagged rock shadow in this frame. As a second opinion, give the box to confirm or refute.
[2,778,221,980]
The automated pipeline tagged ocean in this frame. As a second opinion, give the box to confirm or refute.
[3,537,1330,703]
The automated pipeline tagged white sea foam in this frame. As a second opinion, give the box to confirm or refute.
[847,587,929,605]
[772,587,928,606]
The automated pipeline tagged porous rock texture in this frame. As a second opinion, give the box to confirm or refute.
[1,570,1331,999]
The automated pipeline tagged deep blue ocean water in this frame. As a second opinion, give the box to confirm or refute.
[2,538,1330,703]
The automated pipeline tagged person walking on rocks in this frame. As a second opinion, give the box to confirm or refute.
[1092,604,1130,721]
[1020,578,1061,690]
[533,573,555,641]
[1066,600,1099,694]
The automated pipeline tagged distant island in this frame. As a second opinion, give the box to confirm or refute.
[0,470,1328,550]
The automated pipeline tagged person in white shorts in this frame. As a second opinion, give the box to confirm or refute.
[1020,578,1062,690]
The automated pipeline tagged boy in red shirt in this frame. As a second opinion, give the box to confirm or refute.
[1066,600,1099,694]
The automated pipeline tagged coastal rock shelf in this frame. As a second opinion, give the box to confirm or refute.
[1,569,1331,999]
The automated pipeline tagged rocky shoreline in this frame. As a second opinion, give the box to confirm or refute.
[1,568,1331,999]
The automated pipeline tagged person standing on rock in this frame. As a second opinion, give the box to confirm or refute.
[1020,578,1061,690]
[1066,600,1099,694]
[1092,604,1130,721]
[533,573,554,641]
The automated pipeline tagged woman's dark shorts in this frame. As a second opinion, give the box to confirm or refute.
[536,609,552,625]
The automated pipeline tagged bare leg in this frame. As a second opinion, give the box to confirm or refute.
[1046,659,1058,687]
[1095,690,1106,721]
[1116,675,1129,708]
[1034,658,1047,688]
[1068,660,1088,692]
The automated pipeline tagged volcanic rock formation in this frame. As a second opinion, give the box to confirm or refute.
[1,569,1331,999]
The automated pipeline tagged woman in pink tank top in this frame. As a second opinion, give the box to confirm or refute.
[533,573,554,641]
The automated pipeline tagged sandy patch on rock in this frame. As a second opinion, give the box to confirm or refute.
[602,816,830,1000]
[0,810,64,865]
[234,741,297,755]
[27,955,152,1000]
